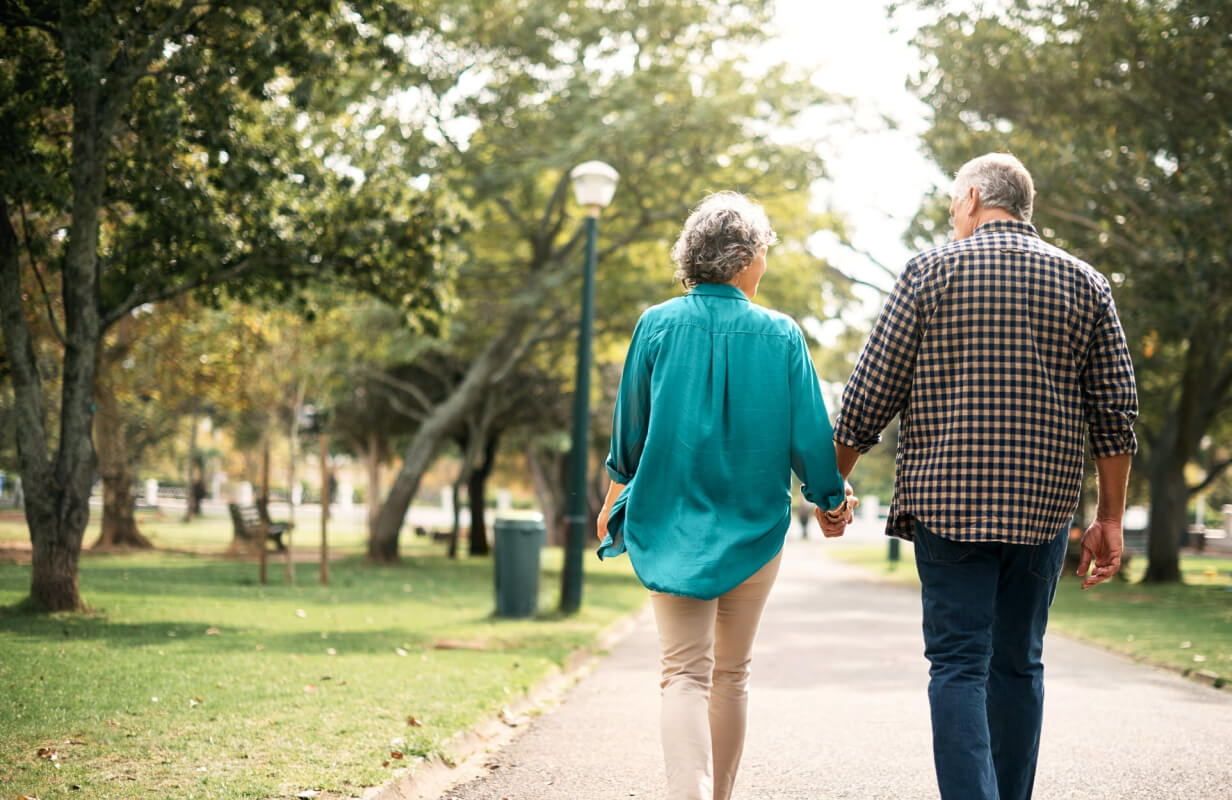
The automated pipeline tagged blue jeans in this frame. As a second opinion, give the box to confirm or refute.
[912,520,1068,800]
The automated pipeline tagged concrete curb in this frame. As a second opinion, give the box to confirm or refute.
[356,603,652,800]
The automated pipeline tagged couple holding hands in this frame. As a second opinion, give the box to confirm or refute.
[593,153,1138,800]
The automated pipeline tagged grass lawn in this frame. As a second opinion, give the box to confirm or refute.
[0,542,646,799]
[827,541,1232,687]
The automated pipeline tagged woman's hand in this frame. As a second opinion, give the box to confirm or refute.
[596,503,612,543]
[596,480,626,543]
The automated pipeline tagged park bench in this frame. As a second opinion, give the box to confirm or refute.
[227,502,291,551]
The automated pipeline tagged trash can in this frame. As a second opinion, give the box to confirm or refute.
[494,513,545,618]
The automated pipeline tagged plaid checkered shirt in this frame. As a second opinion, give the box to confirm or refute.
[833,220,1138,544]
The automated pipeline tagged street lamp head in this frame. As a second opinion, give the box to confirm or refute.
[570,160,619,216]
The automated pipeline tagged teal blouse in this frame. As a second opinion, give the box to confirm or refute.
[597,283,846,600]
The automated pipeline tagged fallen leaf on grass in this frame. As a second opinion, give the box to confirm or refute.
[205,627,221,636]
[1180,641,1193,649]
[255,644,265,651]
[36,747,57,760]
[381,760,389,768]
[326,648,337,656]
[303,684,316,693]
[107,721,121,728]
[407,716,422,727]
[395,648,409,657]
[1194,655,1207,663]
[297,792,320,799]
[296,609,307,618]
[390,751,404,759]
[433,639,487,651]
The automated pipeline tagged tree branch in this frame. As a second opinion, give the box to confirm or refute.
[18,201,66,345]
[101,0,213,132]
[103,257,256,328]
[1038,204,1153,262]
[0,195,52,481]
[350,367,437,416]
[0,4,60,36]
[838,239,902,286]
[1189,457,1232,496]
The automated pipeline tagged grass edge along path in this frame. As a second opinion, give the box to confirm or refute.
[0,547,647,800]
[824,543,1232,691]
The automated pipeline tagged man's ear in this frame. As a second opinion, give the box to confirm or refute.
[967,185,980,213]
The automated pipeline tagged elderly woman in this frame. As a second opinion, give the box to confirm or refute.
[596,191,853,800]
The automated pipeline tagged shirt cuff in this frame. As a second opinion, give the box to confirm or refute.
[832,424,881,455]
[1090,428,1138,459]
[606,463,634,485]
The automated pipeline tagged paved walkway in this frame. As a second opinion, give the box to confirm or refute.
[443,540,1232,800]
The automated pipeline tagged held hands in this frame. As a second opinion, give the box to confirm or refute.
[1077,517,1124,590]
[815,482,858,538]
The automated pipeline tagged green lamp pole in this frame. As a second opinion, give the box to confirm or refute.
[560,160,619,614]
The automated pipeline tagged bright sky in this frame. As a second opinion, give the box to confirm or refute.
[764,1,947,304]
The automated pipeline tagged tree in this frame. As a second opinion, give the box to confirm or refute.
[0,1,457,610]
[901,0,1232,581]
[363,0,847,562]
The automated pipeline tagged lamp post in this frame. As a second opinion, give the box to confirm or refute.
[560,160,619,614]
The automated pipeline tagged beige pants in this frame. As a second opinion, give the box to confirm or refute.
[650,550,783,800]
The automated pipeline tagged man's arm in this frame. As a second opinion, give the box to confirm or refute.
[835,443,860,480]
[1077,453,1131,590]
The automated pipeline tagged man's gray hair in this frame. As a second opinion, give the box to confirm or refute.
[953,153,1035,222]
[671,191,778,289]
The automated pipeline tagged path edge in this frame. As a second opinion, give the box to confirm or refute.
[357,602,652,800]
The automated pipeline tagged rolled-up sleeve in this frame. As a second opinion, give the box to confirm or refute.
[788,324,846,511]
[606,315,655,485]
[1081,296,1138,458]
[833,265,921,453]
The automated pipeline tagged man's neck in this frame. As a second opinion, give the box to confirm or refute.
[972,208,1020,230]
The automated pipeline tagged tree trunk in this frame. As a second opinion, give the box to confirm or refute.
[365,432,382,540]
[183,407,199,522]
[30,522,85,612]
[287,380,305,525]
[526,442,568,547]
[448,476,464,559]
[92,354,153,549]
[468,435,499,557]
[1143,449,1186,583]
[368,326,532,562]
[0,39,111,610]
[97,466,152,548]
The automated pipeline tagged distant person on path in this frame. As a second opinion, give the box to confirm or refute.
[831,153,1138,800]
[595,191,854,800]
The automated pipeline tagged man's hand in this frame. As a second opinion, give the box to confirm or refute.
[1077,518,1123,590]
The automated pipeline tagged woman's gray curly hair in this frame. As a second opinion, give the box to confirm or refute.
[671,191,778,289]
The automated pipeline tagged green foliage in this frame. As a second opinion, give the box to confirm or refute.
[1,0,461,328]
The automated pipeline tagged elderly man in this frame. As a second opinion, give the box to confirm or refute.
[831,153,1138,800]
